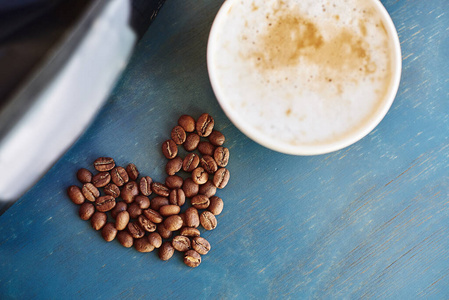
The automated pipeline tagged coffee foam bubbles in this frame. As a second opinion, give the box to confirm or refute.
[209,0,394,146]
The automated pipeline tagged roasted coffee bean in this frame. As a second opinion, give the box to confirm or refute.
[178,115,196,132]
[192,167,208,185]
[134,195,150,209]
[82,183,99,202]
[117,231,134,248]
[198,180,216,198]
[179,227,201,237]
[79,203,95,220]
[95,195,116,212]
[182,178,199,198]
[200,155,218,174]
[128,222,145,239]
[164,215,183,231]
[67,185,85,205]
[139,176,153,196]
[196,113,214,137]
[171,125,186,145]
[77,168,92,183]
[198,141,215,156]
[111,201,127,218]
[162,139,178,159]
[138,215,156,232]
[115,210,130,230]
[101,223,117,242]
[151,182,170,197]
[104,183,120,198]
[121,181,139,203]
[165,175,183,189]
[208,130,225,146]
[184,133,200,152]
[185,207,200,228]
[143,209,163,223]
[159,205,181,217]
[213,168,230,189]
[191,194,210,210]
[148,232,162,248]
[214,147,229,167]
[111,166,129,187]
[94,157,115,172]
[183,153,200,172]
[134,237,155,253]
[157,223,172,239]
[200,211,217,230]
[126,163,139,181]
[127,203,142,219]
[150,196,170,211]
[169,189,185,206]
[184,250,201,267]
[208,196,224,215]
[172,235,191,252]
[192,237,211,255]
[92,171,111,188]
[91,212,107,230]
[166,156,183,175]
[159,241,175,261]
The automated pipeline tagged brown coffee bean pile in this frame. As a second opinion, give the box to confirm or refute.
[67,113,229,268]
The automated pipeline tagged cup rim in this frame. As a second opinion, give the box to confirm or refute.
[207,0,402,155]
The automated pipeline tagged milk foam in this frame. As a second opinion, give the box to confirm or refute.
[209,0,394,146]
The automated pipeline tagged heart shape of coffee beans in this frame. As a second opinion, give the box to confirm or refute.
[67,113,230,267]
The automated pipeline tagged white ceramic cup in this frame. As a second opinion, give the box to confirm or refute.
[207,0,402,155]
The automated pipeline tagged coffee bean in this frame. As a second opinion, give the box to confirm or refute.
[196,113,214,137]
[151,182,170,197]
[172,235,191,252]
[171,125,187,145]
[198,180,216,198]
[117,231,134,248]
[111,166,129,187]
[178,115,196,132]
[183,153,200,172]
[101,223,117,242]
[192,167,208,185]
[159,241,175,261]
[82,183,99,202]
[185,134,201,153]
[157,223,173,239]
[134,195,150,209]
[121,181,139,203]
[139,176,153,196]
[164,215,183,231]
[128,222,145,239]
[179,227,200,237]
[191,194,210,210]
[184,250,201,267]
[115,210,130,230]
[79,203,95,220]
[134,237,155,253]
[148,232,162,248]
[138,215,157,232]
[143,208,163,223]
[91,212,107,230]
[104,183,120,198]
[182,178,199,198]
[214,147,230,167]
[166,156,183,175]
[192,236,211,255]
[200,155,218,174]
[111,201,127,218]
[200,211,217,230]
[126,163,139,181]
[185,207,200,228]
[165,175,183,189]
[77,168,92,183]
[94,157,115,172]
[208,130,225,146]
[92,171,111,188]
[162,139,178,159]
[150,196,169,211]
[213,168,230,189]
[208,196,224,215]
[127,203,142,219]
[67,185,85,205]
[159,205,181,217]
[95,195,116,212]
[198,141,216,156]
[169,188,185,206]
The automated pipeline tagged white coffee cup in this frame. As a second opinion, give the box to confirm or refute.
[207,0,402,155]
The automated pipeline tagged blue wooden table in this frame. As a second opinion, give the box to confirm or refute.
[1,0,448,298]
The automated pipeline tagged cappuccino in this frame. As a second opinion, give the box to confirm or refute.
[208,0,401,154]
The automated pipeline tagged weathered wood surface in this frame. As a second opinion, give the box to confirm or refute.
[1,0,448,298]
